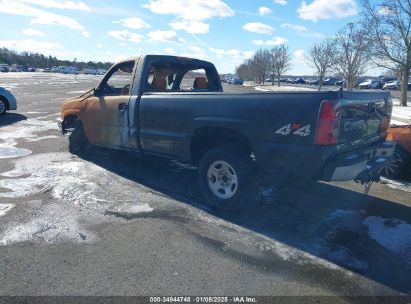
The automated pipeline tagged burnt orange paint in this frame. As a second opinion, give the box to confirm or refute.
[60,94,130,148]
[386,125,411,154]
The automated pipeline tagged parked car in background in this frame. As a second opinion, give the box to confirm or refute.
[358,80,373,89]
[335,79,346,86]
[383,81,400,90]
[0,64,10,73]
[381,77,397,86]
[323,78,339,85]
[307,79,319,85]
[0,86,17,114]
[292,78,306,84]
[233,79,244,85]
[370,80,383,89]
[382,125,411,178]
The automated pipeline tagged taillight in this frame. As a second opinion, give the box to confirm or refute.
[315,100,341,145]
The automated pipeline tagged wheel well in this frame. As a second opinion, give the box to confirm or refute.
[190,127,253,165]
[62,115,80,133]
[0,95,9,110]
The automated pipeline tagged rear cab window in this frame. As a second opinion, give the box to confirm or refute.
[143,57,221,93]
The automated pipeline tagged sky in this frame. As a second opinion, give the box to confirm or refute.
[0,0,366,75]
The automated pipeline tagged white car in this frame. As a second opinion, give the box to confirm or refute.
[358,80,373,89]
[0,86,17,114]
[383,81,400,90]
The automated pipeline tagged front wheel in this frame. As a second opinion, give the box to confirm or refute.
[68,119,89,154]
[198,146,258,210]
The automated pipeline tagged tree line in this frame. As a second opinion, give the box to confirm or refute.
[0,47,112,70]
[236,0,410,106]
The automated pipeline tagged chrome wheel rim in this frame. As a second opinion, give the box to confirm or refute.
[207,160,238,200]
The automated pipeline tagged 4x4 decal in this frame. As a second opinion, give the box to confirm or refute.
[275,124,311,137]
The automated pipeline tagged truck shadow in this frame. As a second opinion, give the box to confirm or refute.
[80,148,411,295]
[0,113,27,127]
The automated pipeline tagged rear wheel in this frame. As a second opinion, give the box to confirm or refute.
[380,146,410,179]
[68,119,88,154]
[198,146,258,210]
[0,98,6,114]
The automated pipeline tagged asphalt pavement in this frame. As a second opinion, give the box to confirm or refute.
[0,73,411,302]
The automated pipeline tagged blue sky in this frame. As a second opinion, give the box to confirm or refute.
[0,0,364,74]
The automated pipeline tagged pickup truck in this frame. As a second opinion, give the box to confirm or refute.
[59,55,395,208]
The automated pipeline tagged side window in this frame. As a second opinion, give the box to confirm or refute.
[145,69,176,92]
[181,69,208,92]
[100,61,134,96]
[143,61,220,93]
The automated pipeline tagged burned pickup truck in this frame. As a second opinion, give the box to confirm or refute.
[60,55,395,208]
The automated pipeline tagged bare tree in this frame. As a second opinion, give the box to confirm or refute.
[361,0,410,106]
[332,22,372,90]
[270,45,292,86]
[306,39,335,91]
[252,49,271,84]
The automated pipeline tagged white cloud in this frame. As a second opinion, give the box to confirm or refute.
[144,0,234,21]
[243,22,274,35]
[209,48,253,60]
[107,30,144,44]
[298,0,357,22]
[294,49,305,61]
[0,1,86,31]
[113,17,150,30]
[19,0,90,11]
[252,36,288,46]
[144,0,234,34]
[30,13,85,30]
[147,30,182,43]
[82,31,90,38]
[0,39,62,54]
[281,23,308,32]
[164,47,175,54]
[170,20,209,34]
[259,6,272,15]
[22,28,45,36]
[275,0,287,5]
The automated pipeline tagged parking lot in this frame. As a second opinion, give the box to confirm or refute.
[1,73,411,300]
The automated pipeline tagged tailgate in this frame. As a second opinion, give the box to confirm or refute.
[338,91,392,146]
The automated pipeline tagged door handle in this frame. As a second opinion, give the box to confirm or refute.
[118,103,128,112]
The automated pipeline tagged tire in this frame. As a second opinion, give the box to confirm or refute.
[379,146,410,179]
[68,119,88,154]
[198,146,258,210]
[0,98,6,114]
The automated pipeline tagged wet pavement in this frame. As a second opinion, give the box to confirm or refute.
[0,73,411,300]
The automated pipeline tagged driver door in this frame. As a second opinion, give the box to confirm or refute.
[83,60,135,148]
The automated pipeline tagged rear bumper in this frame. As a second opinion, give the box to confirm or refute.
[253,140,395,182]
[322,141,395,182]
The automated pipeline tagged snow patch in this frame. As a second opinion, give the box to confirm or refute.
[0,117,58,146]
[364,216,411,264]
[0,153,109,208]
[380,177,411,193]
[0,146,32,159]
[1,222,50,245]
[0,204,14,217]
